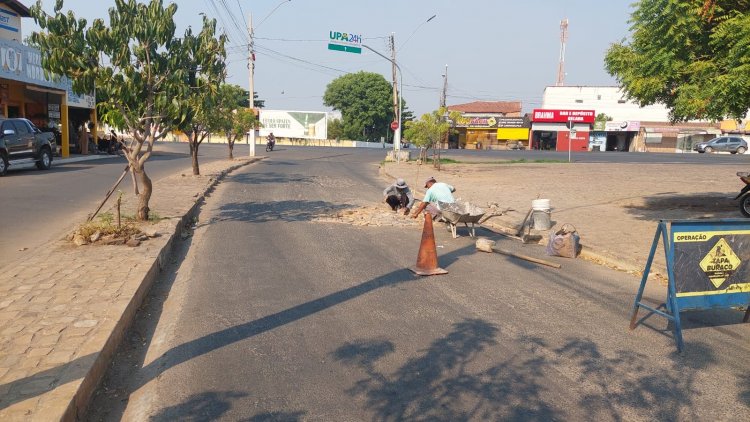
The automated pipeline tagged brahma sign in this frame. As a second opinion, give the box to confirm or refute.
[532,109,596,124]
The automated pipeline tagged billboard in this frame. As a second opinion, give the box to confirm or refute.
[259,110,328,140]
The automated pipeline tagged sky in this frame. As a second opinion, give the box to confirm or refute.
[27,0,636,116]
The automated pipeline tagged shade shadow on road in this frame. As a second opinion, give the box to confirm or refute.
[334,322,724,421]
[228,171,315,185]
[333,319,560,421]
[554,338,717,421]
[148,391,248,422]
[216,200,354,223]
[623,192,737,221]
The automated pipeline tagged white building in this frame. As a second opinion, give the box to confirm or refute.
[542,86,670,122]
[541,86,720,153]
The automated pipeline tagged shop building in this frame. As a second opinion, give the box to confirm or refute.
[542,86,720,153]
[447,101,524,149]
[530,109,594,151]
[590,120,641,152]
[0,1,95,157]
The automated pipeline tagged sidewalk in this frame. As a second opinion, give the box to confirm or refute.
[382,157,745,276]
[0,157,262,421]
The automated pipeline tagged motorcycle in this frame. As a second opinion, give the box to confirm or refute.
[265,138,275,152]
[735,172,750,216]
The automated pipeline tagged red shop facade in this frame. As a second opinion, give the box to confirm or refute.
[530,109,595,151]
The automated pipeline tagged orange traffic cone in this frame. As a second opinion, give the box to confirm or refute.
[410,213,448,276]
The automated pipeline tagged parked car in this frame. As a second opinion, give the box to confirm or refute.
[0,118,56,176]
[693,136,748,154]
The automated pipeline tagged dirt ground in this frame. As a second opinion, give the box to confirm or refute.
[382,156,746,276]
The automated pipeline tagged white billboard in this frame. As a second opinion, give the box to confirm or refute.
[259,110,328,140]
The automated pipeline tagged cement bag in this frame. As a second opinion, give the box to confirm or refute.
[546,223,580,258]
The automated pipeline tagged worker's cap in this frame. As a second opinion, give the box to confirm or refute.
[395,178,407,188]
[424,176,436,188]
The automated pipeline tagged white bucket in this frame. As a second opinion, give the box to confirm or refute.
[532,199,551,211]
[531,199,552,230]
[532,210,552,230]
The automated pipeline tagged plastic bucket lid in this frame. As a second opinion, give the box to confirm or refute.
[532,199,551,211]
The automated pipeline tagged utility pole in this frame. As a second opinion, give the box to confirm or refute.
[389,33,401,155]
[440,65,447,109]
[440,65,448,151]
[247,13,256,157]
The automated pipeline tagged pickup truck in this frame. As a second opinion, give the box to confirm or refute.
[0,118,56,176]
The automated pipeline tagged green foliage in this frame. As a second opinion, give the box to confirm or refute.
[323,71,394,141]
[605,0,750,121]
[403,108,461,149]
[595,113,613,122]
[327,118,344,140]
[30,0,224,219]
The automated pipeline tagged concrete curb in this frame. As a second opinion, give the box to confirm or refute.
[63,157,263,421]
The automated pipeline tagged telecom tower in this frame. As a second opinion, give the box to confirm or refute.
[556,18,569,86]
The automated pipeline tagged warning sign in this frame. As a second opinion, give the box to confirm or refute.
[698,238,740,287]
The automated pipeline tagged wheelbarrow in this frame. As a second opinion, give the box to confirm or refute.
[437,201,508,238]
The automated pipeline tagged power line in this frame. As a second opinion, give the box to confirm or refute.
[235,0,246,19]
[254,44,350,74]
[217,0,250,44]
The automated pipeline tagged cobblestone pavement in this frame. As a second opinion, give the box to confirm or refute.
[0,158,261,421]
[382,158,745,276]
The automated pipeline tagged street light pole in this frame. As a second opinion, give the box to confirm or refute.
[247,12,256,157]
[362,43,403,161]
[247,0,291,157]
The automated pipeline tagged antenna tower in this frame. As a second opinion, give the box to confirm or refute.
[556,18,569,86]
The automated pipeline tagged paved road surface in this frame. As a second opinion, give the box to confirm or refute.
[0,142,234,264]
[89,148,749,421]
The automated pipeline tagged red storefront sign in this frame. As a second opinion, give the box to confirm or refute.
[532,109,596,124]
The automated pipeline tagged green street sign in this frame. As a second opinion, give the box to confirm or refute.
[327,43,361,54]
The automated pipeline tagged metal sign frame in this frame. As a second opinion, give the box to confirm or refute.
[630,219,750,352]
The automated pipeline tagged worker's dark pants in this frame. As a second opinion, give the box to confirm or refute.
[386,194,408,211]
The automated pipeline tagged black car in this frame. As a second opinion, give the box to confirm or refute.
[693,136,748,154]
[0,118,56,176]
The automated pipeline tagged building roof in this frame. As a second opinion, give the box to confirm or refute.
[448,101,521,114]
[0,0,30,17]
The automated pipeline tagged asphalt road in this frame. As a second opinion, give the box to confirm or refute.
[88,148,749,421]
[0,142,236,265]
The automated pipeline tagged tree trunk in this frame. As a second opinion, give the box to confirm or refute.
[190,144,200,175]
[134,167,152,221]
[228,140,234,160]
[189,134,200,176]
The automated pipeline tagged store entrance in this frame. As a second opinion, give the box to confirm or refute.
[7,105,19,118]
[606,132,635,151]
[532,131,557,150]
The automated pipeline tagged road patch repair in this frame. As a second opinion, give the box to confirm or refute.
[314,205,422,227]
[0,157,262,421]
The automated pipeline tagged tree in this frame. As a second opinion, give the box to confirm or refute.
[595,113,613,123]
[212,84,256,159]
[605,0,750,122]
[327,118,344,141]
[215,108,258,160]
[178,17,227,176]
[31,0,189,220]
[403,107,461,165]
[323,71,394,141]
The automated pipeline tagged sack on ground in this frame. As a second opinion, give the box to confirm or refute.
[546,223,580,258]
